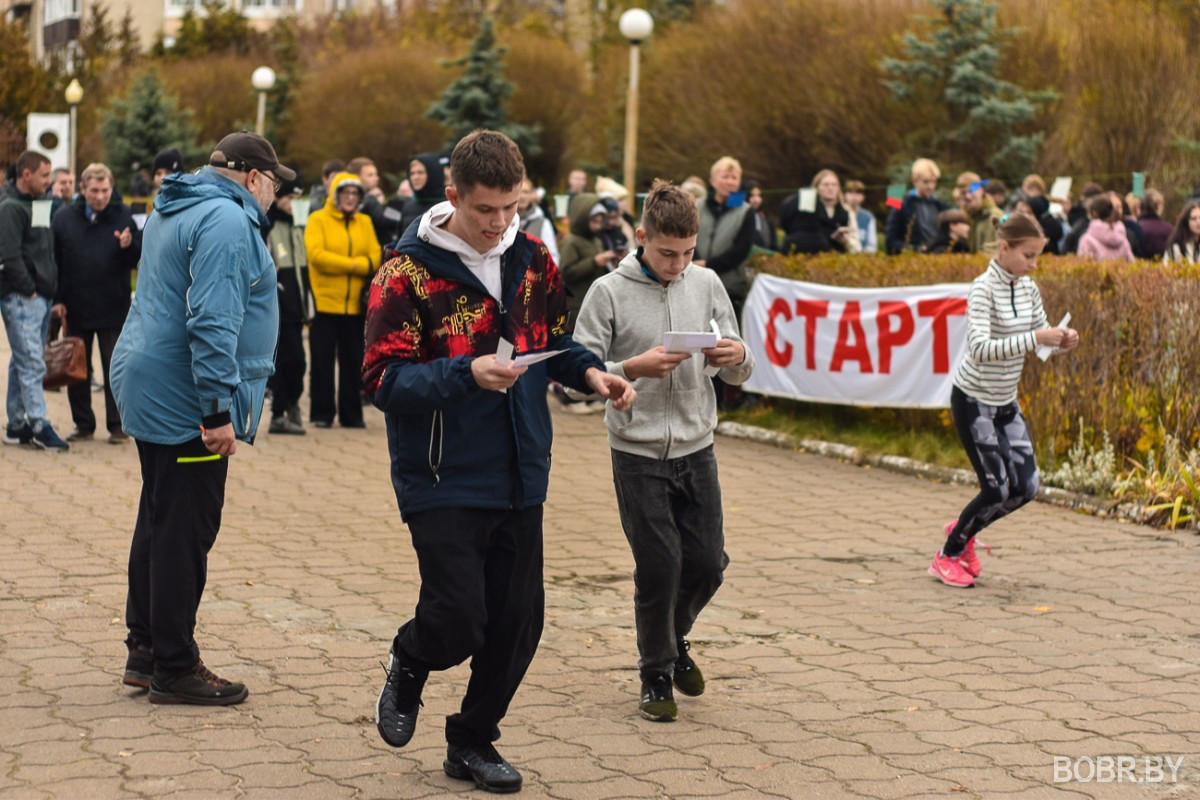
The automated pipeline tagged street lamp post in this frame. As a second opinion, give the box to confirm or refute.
[251,66,276,137]
[64,78,84,179]
[619,9,653,215]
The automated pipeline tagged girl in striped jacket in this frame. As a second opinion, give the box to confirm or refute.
[930,213,1080,588]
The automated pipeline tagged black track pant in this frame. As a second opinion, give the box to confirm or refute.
[271,321,306,416]
[393,506,544,747]
[309,312,364,426]
[126,437,228,676]
[945,385,1040,557]
[67,327,121,434]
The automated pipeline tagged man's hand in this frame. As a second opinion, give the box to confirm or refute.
[585,368,635,411]
[472,354,528,391]
[595,250,618,268]
[201,423,237,457]
[115,227,133,249]
[702,338,746,369]
[622,346,691,380]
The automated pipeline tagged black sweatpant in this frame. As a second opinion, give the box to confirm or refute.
[67,327,122,434]
[271,320,306,416]
[126,437,228,676]
[611,446,729,680]
[309,312,364,426]
[945,385,1040,557]
[393,506,544,747]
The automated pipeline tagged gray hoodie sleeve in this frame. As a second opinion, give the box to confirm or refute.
[571,279,627,381]
[711,271,755,385]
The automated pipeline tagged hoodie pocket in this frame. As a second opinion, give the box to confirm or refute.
[427,410,444,485]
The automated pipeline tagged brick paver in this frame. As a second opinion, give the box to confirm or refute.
[1,339,1198,799]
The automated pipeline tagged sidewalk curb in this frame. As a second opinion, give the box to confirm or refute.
[716,421,1174,529]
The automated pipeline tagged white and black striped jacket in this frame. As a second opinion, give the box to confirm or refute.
[953,261,1049,406]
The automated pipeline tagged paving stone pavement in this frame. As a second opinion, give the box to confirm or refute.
[1,342,1198,799]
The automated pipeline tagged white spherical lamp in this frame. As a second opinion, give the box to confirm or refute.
[619,8,653,43]
[251,66,277,92]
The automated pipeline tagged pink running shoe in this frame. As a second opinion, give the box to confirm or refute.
[928,550,975,588]
[943,520,990,578]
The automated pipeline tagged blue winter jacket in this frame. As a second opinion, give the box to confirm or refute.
[110,168,279,445]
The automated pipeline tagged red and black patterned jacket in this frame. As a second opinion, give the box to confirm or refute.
[363,219,603,520]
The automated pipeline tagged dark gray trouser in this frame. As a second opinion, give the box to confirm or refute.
[611,445,729,680]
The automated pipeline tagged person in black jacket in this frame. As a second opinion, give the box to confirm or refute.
[885,158,949,254]
[780,170,860,255]
[391,153,446,240]
[266,172,311,435]
[363,131,634,794]
[51,162,141,444]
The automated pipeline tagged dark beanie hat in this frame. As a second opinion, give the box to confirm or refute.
[152,148,183,174]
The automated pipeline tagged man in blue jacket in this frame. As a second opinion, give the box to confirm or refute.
[363,130,635,793]
[110,131,289,706]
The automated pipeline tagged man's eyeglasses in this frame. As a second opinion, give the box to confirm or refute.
[258,170,282,194]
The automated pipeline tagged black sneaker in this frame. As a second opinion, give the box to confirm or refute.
[123,637,153,689]
[639,674,677,722]
[673,638,705,697]
[149,659,248,705]
[3,424,32,445]
[443,743,523,794]
[375,648,425,748]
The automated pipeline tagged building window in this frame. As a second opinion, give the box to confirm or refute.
[42,0,79,25]
[240,0,301,16]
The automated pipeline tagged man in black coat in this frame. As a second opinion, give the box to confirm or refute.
[52,162,142,443]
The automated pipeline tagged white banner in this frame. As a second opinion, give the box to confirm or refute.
[742,274,971,409]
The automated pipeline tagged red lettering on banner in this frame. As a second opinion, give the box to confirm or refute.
[795,299,830,370]
[765,298,794,367]
[876,301,915,374]
[830,301,874,373]
[917,298,967,373]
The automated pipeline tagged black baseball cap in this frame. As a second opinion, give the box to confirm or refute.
[208,131,296,181]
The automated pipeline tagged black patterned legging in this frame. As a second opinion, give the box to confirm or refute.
[945,385,1041,557]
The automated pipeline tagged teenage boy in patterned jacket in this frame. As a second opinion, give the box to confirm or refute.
[362,129,635,794]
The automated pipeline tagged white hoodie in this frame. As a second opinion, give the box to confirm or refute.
[416,200,520,301]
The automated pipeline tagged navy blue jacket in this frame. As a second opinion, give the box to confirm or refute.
[364,220,603,520]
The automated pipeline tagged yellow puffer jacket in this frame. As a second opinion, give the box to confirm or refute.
[305,172,382,316]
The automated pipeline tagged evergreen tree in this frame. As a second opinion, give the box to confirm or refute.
[880,0,1056,177]
[427,18,540,155]
[117,8,142,67]
[100,68,202,188]
[0,16,57,124]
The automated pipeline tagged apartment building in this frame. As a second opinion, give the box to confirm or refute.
[2,0,413,63]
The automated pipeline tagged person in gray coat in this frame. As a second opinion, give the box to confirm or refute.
[572,179,754,724]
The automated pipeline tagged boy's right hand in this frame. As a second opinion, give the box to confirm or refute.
[471,355,528,391]
[623,346,691,380]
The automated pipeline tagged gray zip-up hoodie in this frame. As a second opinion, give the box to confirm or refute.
[573,251,754,460]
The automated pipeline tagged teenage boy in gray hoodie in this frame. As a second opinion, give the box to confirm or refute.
[572,180,755,722]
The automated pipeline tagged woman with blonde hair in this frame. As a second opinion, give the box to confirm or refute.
[779,169,860,255]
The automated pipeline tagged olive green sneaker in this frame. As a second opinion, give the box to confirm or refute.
[639,674,677,722]
[673,638,705,697]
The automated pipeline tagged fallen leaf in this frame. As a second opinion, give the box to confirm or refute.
[245,580,254,586]
[118,751,132,757]
[907,706,919,712]
[1032,605,1052,613]
[854,578,876,585]
[754,763,772,770]
[950,786,968,792]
